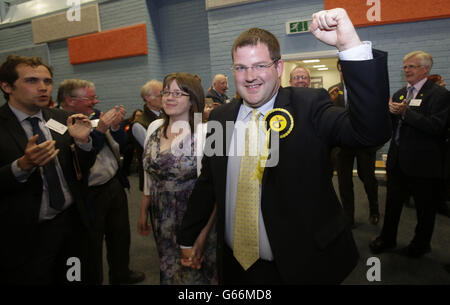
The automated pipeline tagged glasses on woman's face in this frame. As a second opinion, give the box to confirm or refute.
[160,90,189,98]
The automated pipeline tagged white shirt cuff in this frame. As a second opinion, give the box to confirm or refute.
[338,41,373,61]
[11,159,34,183]
[179,245,193,249]
[75,136,93,151]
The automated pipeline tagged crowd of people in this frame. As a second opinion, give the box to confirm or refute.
[0,7,449,285]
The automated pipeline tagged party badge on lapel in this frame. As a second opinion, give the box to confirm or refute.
[399,95,404,101]
[263,108,294,139]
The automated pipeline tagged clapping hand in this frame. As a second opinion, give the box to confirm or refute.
[96,106,126,133]
[67,114,92,143]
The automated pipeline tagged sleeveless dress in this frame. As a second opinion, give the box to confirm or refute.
[143,126,217,285]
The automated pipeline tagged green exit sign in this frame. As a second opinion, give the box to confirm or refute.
[286,20,311,35]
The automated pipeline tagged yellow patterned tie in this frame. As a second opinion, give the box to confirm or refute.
[233,109,260,270]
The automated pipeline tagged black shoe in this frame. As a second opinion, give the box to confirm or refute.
[110,270,146,285]
[369,214,380,225]
[369,237,396,254]
[400,244,431,258]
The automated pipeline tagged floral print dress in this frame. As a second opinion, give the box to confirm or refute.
[143,126,217,285]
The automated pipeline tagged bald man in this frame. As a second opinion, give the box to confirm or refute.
[206,74,229,104]
[289,66,311,88]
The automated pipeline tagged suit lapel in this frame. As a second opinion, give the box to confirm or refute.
[262,88,293,190]
[0,103,29,152]
[415,80,433,101]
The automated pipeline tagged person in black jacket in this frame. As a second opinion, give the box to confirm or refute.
[177,8,391,284]
[370,51,450,258]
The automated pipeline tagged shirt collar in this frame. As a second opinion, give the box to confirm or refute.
[8,103,44,123]
[408,77,428,93]
[239,92,279,121]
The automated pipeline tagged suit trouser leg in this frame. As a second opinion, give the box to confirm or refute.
[87,176,131,284]
[104,178,131,281]
[20,206,85,285]
[410,177,439,248]
[337,148,356,224]
[380,166,409,244]
[356,148,379,216]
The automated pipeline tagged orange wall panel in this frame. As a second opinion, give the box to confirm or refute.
[324,0,450,27]
[68,23,148,64]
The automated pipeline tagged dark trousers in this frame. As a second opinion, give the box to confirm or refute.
[7,206,88,285]
[336,147,379,223]
[222,245,283,285]
[86,176,131,284]
[380,164,439,248]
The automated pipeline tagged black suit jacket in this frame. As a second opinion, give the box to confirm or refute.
[0,104,95,273]
[386,80,450,178]
[178,50,391,284]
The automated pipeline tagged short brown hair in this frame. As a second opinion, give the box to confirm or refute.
[161,72,205,138]
[231,28,281,62]
[0,55,53,100]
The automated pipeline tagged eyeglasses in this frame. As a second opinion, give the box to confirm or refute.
[292,75,309,81]
[402,64,422,70]
[71,95,98,101]
[231,58,280,73]
[160,90,190,98]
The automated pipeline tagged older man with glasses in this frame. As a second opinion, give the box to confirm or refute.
[370,51,450,258]
[58,79,145,285]
[289,66,311,88]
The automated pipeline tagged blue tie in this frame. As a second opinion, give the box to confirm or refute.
[27,117,65,211]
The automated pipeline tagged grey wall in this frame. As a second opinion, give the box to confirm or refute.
[0,0,211,114]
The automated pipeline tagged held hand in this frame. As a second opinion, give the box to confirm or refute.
[180,248,204,270]
[310,8,362,51]
[67,114,92,143]
[18,135,60,171]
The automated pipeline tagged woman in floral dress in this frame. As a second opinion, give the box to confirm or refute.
[138,73,217,285]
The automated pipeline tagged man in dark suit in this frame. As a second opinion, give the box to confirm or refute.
[177,8,391,284]
[132,79,162,191]
[206,74,229,104]
[0,55,95,284]
[329,62,381,227]
[370,51,450,258]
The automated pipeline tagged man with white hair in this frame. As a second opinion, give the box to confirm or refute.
[370,51,450,258]
[289,66,311,88]
[206,74,229,104]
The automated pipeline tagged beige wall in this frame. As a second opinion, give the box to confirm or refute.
[281,59,340,90]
